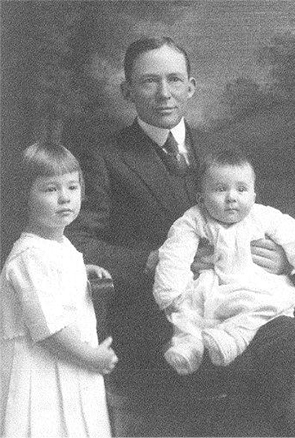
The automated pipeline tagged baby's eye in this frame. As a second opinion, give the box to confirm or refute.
[69,184,79,191]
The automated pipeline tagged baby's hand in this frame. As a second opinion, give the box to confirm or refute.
[165,301,180,315]
[191,240,214,279]
[86,264,112,280]
[95,336,118,375]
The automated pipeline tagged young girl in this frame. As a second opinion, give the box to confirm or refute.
[153,148,295,375]
[0,141,118,437]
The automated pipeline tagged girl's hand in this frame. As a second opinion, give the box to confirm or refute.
[86,264,112,280]
[251,236,291,275]
[40,326,117,374]
[95,336,118,375]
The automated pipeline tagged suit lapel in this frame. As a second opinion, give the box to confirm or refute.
[119,121,182,215]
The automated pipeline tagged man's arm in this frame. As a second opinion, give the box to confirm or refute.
[67,149,151,288]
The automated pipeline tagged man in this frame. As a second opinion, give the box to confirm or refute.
[68,37,295,436]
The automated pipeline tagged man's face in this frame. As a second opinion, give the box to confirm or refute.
[122,45,196,129]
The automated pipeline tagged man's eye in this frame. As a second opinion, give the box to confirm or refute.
[143,78,156,84]
[169,76,182,83]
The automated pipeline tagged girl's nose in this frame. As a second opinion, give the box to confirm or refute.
[59,189,70,203]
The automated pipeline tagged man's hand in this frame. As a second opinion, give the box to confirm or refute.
[144,249,159,275]
[251,236,291,275]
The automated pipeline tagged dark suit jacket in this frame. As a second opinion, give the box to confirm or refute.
[66,119,295,436]
[67,119,209,373]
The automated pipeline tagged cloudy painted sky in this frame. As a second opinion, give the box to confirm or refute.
[85,0,295,126]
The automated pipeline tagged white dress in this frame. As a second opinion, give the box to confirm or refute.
[0,233,111,438]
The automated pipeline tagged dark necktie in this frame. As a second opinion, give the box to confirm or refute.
[162,131,189,176]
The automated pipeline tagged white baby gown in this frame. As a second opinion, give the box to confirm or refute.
[154,204,295,365]
[0,233,111,438]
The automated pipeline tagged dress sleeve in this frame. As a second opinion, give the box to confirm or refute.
[8,248,74,343]
[153,207,202,309]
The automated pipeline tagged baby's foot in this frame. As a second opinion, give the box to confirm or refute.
[203,328,239,367]
[164,338,204,375]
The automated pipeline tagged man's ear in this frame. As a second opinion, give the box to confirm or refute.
[187,77,196,99]
[121,81,133,102]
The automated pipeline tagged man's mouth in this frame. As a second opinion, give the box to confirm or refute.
[157,107,175,112]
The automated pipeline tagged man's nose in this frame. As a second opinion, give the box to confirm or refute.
[157,79,171,99]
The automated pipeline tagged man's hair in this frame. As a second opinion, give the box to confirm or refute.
[198,148,256,189]
[124,36,191,83]
[20,141,85,202]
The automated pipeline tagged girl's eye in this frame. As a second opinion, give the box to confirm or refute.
[45,187,56,193]
[69,184,79,191]
[216,186,225,192]
[238,187,247,192]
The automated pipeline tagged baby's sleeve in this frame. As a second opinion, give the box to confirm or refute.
[256,204,295,270]
[8,248,74,343]
[153,208,201,309]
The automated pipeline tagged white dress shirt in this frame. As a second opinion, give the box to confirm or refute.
[137,117,188,154]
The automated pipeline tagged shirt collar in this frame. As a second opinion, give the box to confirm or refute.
[137,117,186,147]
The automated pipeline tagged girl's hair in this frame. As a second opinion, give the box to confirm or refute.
[198,148,256,190]
[20,141,85,203]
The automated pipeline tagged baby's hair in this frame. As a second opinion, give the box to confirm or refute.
[198,148,255,190]
[20,140,85,203]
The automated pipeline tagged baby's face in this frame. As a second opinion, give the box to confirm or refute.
[200,163,256,225]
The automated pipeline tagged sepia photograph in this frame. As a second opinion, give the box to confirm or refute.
[1,1,295,437]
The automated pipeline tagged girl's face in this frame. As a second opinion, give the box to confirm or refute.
[27,171,81,240]
[200,163,256,225]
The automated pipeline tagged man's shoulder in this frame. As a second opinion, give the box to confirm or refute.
[88,120,140,154]
[185,122,213,155]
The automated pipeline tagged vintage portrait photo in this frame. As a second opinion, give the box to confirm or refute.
[1,1,295,437]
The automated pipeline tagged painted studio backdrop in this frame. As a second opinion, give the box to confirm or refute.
[1,0,295,264]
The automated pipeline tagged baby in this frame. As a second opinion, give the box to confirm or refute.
[153,148,295,375]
